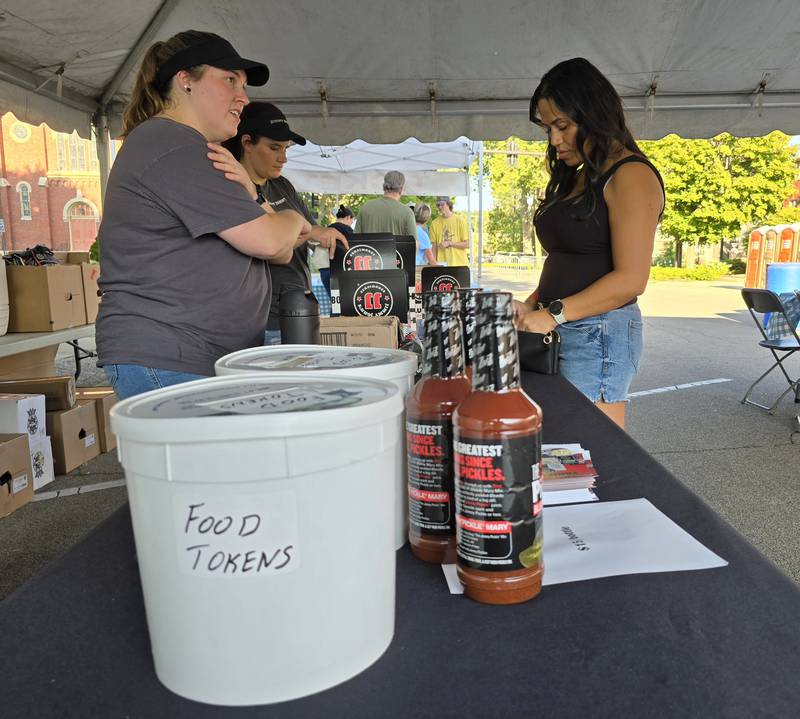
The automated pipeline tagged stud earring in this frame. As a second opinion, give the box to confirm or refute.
[184,86,191,93]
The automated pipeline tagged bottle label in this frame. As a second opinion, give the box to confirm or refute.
[454,433,543,571]
[406,418,455,535]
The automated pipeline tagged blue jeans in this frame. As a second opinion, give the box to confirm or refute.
[557,303,643,403]
[103,364,208,400]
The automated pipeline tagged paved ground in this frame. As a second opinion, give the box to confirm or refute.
[2,272,799,599]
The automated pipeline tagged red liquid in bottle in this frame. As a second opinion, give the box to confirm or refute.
[406,291,471,564]
[453,292,544,604]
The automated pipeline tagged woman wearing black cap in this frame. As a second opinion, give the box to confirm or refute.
[96,30,321,398]
[222,101,348,343]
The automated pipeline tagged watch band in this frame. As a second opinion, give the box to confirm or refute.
[548,300,567,325]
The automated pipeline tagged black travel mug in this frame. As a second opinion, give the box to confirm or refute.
[279,287,321,344]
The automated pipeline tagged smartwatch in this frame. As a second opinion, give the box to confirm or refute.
[547,299,567,325]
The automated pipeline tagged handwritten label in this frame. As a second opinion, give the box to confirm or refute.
[175,492,300,578]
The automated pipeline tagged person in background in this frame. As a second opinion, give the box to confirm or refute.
[222,101,347,344]
[96,30,310,400]
[356,170,417,237]
[429,196,469,266]
[315,204,355,299]
[414,203,437,266]
[513,57,664,429]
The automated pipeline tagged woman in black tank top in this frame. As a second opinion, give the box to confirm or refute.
[513,58,665,429]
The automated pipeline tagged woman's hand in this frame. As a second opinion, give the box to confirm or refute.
[512,298,533,321]
[207,143,256,200]
[515,308,558,334]
[302,225,350,258]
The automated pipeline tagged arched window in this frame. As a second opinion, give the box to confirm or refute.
[69,132,86,171]
[68,202,93,218]
[16,182,32,220]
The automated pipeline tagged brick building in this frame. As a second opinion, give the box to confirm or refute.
[0,112,113,252]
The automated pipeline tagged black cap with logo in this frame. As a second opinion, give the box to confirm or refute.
[155,37,269,90]
[238,102,307,145]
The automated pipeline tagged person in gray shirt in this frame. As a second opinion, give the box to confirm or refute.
[96,31,333,398]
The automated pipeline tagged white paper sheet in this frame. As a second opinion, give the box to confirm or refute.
[543,488,598,506]
[441,498,727,594]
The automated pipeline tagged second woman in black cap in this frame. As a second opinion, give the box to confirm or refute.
[223,102,348,344]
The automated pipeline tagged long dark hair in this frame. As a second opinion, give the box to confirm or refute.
[531,58,642,221]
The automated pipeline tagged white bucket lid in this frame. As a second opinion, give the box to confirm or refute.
[111,373,402,444]
[215,345,418,382]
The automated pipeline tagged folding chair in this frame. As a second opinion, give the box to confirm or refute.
[741,288,800,413]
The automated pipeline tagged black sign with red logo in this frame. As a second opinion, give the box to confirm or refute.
[337,270,409,322]
[421,265,471,293]
[330,236,396,279]
[394,234,418,321]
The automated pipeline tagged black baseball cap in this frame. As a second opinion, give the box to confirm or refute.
[155,37,269,90]
[237,102,307,145]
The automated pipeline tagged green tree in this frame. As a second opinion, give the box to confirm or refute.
[642,132,798,265]
[300,192,439,227]
[478,139,549,257]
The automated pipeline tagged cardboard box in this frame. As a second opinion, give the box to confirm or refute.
[6,265,87,332]
[52,253,101,323]
[0,376,75,411]
[75,388,118,453]
[0,346,58,380]
[45,401,100,474]
[0,433,34,518]
[320,316,400,349]
[30,435,54,490]
[56,252,91,265]
[0,393,47,440]
[80,263,101,324]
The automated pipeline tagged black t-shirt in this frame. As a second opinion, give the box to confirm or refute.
[328,221,354,238]
[262,177,314,330]
[534,156,664,307]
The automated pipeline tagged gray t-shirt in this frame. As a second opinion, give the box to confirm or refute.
[96,118,269,376]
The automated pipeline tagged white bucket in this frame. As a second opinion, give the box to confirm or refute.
[111,373,403,706]
[215,345,418,549]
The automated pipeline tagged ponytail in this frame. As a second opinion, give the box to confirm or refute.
[121,30,219,137]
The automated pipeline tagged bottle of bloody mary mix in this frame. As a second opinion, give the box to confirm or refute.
[453,291,544,604]
[457,287,481,381]
[406,291,472,563]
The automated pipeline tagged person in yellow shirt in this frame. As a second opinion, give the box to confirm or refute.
[430,196,469,266]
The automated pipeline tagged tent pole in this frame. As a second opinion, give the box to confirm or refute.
[466,169,473,277]
[93,110,111,205]
[477,142,484,282]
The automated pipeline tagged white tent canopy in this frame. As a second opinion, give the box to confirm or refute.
[1,1,800,144]
[283,138,476,195]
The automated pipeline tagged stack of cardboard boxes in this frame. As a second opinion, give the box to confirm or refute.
[3,251,100,333]
[0,377,118,518]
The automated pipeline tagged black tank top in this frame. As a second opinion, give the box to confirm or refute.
[534,155,664,307]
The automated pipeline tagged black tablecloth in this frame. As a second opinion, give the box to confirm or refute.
[3,373,799,718]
